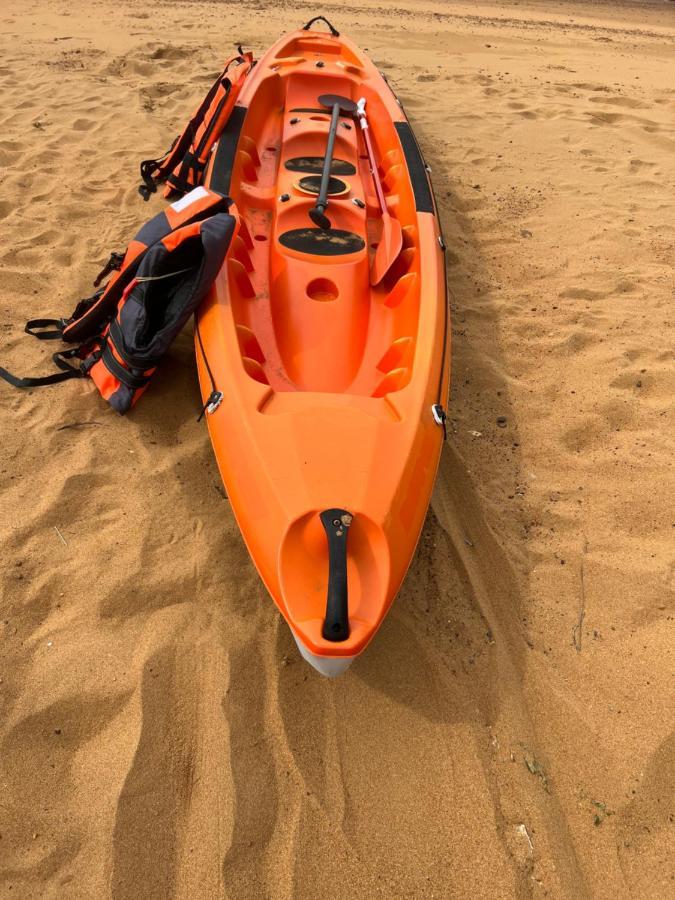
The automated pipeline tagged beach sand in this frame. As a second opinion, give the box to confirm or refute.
[0,0,673,897]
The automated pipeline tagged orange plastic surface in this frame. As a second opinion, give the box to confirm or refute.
[196,27,450,660]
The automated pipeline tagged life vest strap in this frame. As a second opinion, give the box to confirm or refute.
[138,51,253,200]
[25,319,66,341]
[165,150,206,196]
[0,347,86,389]
[100,343,150,390]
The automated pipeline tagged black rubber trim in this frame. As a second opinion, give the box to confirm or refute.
[320,509,351,642]
[394,121,434,214]
[209,105,247,195]
[383,82,449,408]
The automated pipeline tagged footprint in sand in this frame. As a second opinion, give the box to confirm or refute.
[588,94,646,109]
[559,279,637,301]
[148,45,193,62]
[105,57,154,78]
[561,400,637,454]
[555,329,598,356]
[586,111,623,125]
[72,117,96,131]
[0,139,23,165]
[609,371,646,391]
[628,158,656,172]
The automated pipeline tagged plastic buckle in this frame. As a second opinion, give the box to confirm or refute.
[93,251,125,287]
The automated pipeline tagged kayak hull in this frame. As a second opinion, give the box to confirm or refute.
[196,24,450,671]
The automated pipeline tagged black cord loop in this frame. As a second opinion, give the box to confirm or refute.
[302,16,339,36]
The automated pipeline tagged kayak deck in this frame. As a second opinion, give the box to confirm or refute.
[208,56,424,398]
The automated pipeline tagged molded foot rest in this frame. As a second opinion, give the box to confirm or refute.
[232,236,253,272]
[242,356,269,385]
[240,135,261,167]
[236,324,265,363]
[372,367,409,397]
[376,336,413,373]
[228,258,256,298]
[384,271,418,309]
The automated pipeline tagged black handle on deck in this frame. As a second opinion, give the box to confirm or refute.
[320,509,352,642]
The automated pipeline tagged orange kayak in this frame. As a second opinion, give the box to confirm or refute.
[196,18,450,675]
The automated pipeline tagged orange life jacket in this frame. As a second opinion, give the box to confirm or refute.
[138,50,255,201]
[0,187,238,413]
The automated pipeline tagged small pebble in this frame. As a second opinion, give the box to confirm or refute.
[497,416,507,427]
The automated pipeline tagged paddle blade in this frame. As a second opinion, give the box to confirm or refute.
[370,213,403,286]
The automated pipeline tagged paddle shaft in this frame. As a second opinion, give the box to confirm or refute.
[312,103,341,223]
[356,105,388,215]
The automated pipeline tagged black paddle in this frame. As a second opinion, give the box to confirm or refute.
[309,94,357,230]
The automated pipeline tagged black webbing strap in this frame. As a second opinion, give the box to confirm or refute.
[0,348,85,389]
[165,150,205,196]
[302,16,339,35]
[139,135,184,200]
[195,79,231,156]
[24,319,65,341]
[101,343,149,390]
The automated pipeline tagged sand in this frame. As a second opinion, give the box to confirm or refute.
[0,0,673,897]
